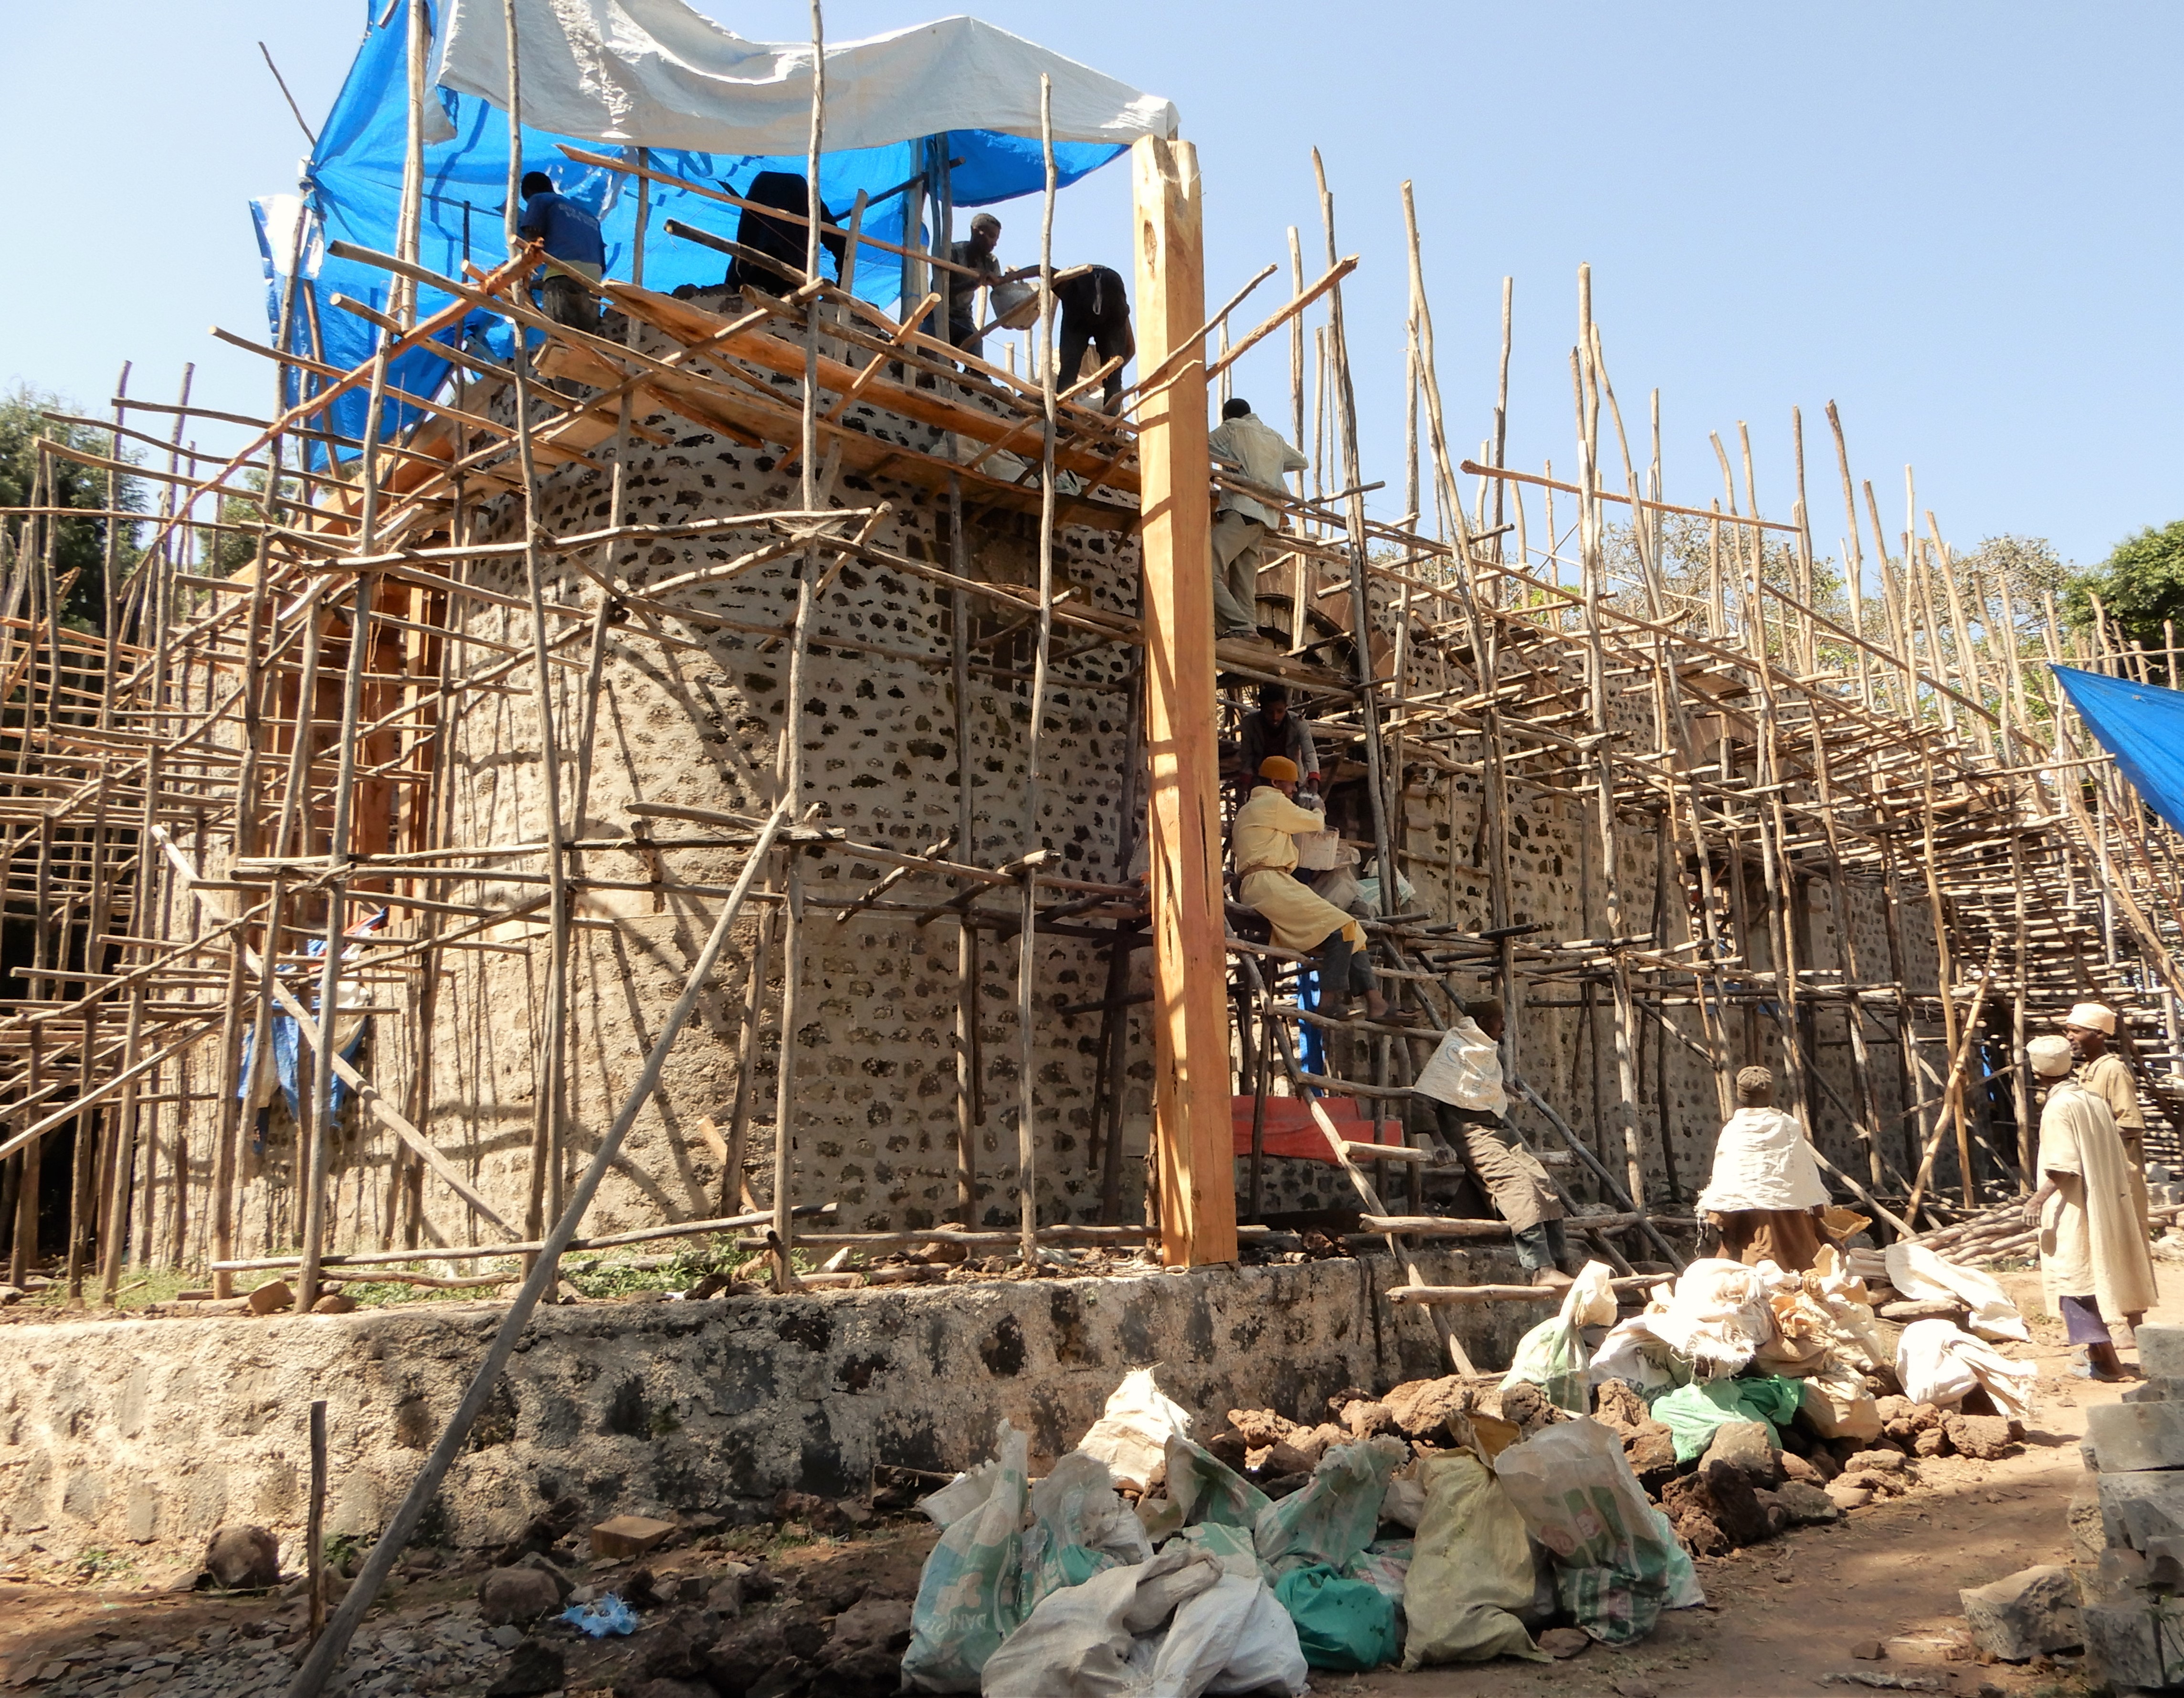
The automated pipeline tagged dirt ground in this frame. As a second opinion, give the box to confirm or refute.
[0,1260,2145,1697]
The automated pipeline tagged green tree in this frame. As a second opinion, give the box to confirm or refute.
[0,387,143,632]
[2067,520,2184,651]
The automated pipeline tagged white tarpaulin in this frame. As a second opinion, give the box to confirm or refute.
[432,1,1178,152]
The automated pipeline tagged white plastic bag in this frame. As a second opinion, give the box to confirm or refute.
[1640,1257,1788,1380]
[907,1421,1034,1691]
[1076,1369,1193,1493]
[1501,1262,1618,1412]
[1585,1316,1691,1400]
[1799,1358,1883,1443]
[1412,1016,1509,1113]
[1895,1318,2036,1420]
[1026,1450,1154,1608]
[1492,1418,1704,1646]
[1882,1243,2030,1342]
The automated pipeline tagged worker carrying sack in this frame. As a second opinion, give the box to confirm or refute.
[1411,1015,1509,1114]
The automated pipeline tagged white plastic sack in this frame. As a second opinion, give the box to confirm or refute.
[976,1547,1306,1698]
[1076,1369,1194,1493]
[1027,1451,1154,1607]
[1493,1418,1704,1646]
[1640,1257,1791,1380]
[1292,828,1345,872]
[1798,1358,1882,1443]
[1412,1016,1509,1113]
[907,1421,1033,1691]
[1882,1243,2030,1342]
[1501,1262,1619,1412]
[1586,1316,1692,1400]
[1895,1318,2036,1421]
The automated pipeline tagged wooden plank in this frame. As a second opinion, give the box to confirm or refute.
[1133,135,1235,1269]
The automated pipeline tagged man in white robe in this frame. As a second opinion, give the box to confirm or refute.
[2025,1033,2157,1380]
[1232,757,1385,1020]
[1696,1065,1834,1271]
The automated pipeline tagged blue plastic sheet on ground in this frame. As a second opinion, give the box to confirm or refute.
[256,0,1129,464]
[2052,664,2184,839]
[562,1593,637,1636]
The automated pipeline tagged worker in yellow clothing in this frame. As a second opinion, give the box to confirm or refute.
[2066,1001,2150,1242]
[1233,756,1387,1020]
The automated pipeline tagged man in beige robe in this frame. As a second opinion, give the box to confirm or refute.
[2066,1000,2151,1241]
[1232,757,1386,1020]
[2025,1033,2157,1380]
[1697,1065,1836,1272]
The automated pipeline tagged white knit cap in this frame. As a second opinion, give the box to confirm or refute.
[2028,1034,2076,1077]
[2065,1002,2118,1035]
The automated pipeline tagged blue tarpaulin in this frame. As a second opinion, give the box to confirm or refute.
[253,0,1129,462]
[2052,664,2184,838]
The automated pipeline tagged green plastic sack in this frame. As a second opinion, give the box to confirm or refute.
[1257,1438,1405,1576]
[1165,1433,1273,1536]
[1500,1264,1620,1412]
[1493,1418,1704,1646]
[1652,1375,1806,1463]
[1400,1451,1543,1668]
[902,1421,1031,1691]
[1274,1562,1400,1671]
[1023,1450,1150,1608]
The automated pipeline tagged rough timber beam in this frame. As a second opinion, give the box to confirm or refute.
[1132,134,1236,1268]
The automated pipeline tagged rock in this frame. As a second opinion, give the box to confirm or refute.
[1228,1408,1303,1447]
[706,1616,789,1692]
[2088,1401,2184,1472]
[820,1595,914,1695]
[1960,1565,2084,1662]
[1774,1480,1842,1525]
[1885,1628,1974,1664]
[1911,1428,1948,1458]
[707,1562,750,1615]
[1611,1679,1657,1698]
[1622,1420,1679,1491]
[477,1567,563,1625]
[1662,1462,1769,1549]
[1593,1379,1651,1431]
[1382,1375,1473,1441]
[2121,1376,2184,1403]
[1670,1508,1729,1557]
[310,1292,357,1315]
[245,1280,294,1316]
[2135,1323,2184,1380]
[2099,1469,2184,1550]
[204,1526,280,1590]
[1943,1413,2015,1461]
[1338,1399,1395,1439]
[1826,1483,1874,1512]
[1843,1449,1909,1475]
[2068,1486,2106,1564]
[631,1682,714,1698]
[141,1562,205,1593]
[2085,1601,2184,1689]
[639,1617,707,1679]
[591,1513,679,1561]
[1539,1626,1591,1658]
[484,1640,565,1698]
[1779,1451,1822,1485]
[515,1550,574,1599]
[1498,1382,1565,1436]
[1750,1489,1791,1540]
[1850,1641,1884,1660]
[1703,1419,1782,1486]
[1873,1395,1912,1425]
[747,1659,812,1698]
[1251,1440,1318,1480]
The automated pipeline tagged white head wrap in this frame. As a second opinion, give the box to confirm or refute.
[2028,1034,2076,1077]
[2065,1002,2117,1035]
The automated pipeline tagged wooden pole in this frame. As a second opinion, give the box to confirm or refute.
[306,1399,328,1644]
[1130,132,1235,1267]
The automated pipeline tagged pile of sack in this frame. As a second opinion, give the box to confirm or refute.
[900,1357,1703,1693]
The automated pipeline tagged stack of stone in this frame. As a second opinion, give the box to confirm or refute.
[2074,1323,2184,1689]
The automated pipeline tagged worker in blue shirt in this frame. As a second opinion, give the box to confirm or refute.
[517,172,606,329]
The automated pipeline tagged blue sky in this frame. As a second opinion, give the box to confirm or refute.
[3,1,2174,567]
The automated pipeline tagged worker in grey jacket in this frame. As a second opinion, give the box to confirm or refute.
[1207,398,1307,640]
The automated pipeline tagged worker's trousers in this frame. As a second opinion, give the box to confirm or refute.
[1431,1101,1568,1267]
[1317,922,1378,1011]
[1212,511,1267,636]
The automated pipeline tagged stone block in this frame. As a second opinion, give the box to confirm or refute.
[2134,1324,2184,1381]
[1958,1565,2083,1661]
[2085,1600,2184,1690]
[2069,1485,2107,1563]
[2088,1402,2184,1473]
[591,1513,678,1560]
[1884,1629,1973,1665]
[2098,1470,2184,1550]
[2121,1376,2184,1404]
[477,1566,562,1625]
[1703,1419,1782,1485]
[1773,1480,1841,1526]
[244,1281,293,1317]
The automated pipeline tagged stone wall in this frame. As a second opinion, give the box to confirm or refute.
[0,1247,1534,1571]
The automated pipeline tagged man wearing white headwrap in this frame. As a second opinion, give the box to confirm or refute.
[2065,1001,2151,1242]
[2025,1032,2156,1379]
[1696,1065,1835,1272]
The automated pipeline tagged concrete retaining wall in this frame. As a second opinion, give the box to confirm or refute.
[0,1246,1535,1570]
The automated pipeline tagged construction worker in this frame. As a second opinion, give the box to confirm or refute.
[1412,999,1578,1287]
[725,169,847,295]
[517,172,606,328]
[1234,757,1385,1020]
[2025,1033,2155,1379]
[1237,684,1320,800]
[2066,1001,2151,1240]
[1696,1065,1835,1272]
[1207,398,1307,642]
[1055,264,1135,412]
[946,212,1022,362]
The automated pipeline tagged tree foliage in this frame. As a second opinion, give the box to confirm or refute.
[2065,520,2184,652]
[0,387,143,632]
